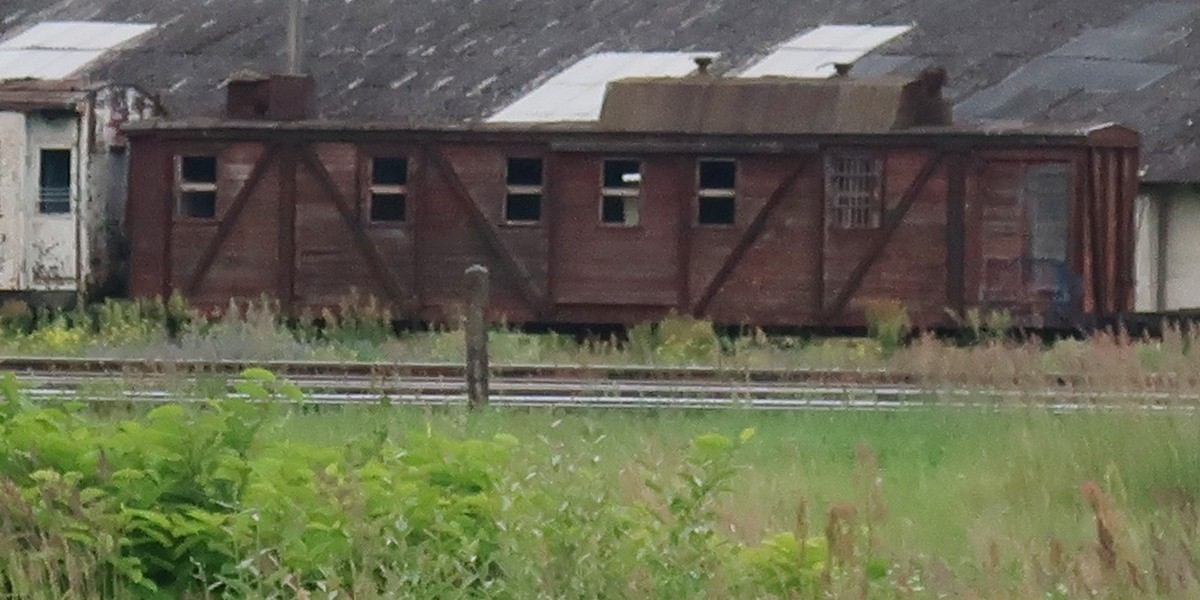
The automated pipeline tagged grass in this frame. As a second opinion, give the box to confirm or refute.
[283,405,1200,594]
[2,364,1199,597]
[6,296,1200,392]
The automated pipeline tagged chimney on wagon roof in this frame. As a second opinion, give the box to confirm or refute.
[694,55,714,76]
[225,70,315,121]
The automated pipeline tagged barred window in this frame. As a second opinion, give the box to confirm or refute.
[825,154,882,229]
[39,149,72,215]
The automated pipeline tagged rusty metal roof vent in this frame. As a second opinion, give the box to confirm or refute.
[918,66,948,95]
[833,62,854,77]
[694,56,714,76]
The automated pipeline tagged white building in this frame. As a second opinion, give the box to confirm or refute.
[0,22,159,303]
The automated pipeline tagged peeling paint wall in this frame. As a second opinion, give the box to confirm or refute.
[0,85,160,298]
[0,112,25,291]
[88,85,161,294]
[24,111,80,292]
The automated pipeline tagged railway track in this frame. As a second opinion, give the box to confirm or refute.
[1,356,1197,413]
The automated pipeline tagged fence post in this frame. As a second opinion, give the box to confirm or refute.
[465,265,490,410]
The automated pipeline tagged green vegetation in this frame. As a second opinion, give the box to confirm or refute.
[4,296,1200,394]
[0,368,1197,598]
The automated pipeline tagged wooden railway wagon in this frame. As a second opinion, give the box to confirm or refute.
[123,70,1139,329]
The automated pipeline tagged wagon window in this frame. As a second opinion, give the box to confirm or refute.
[176,155,217,219]
[1023,164,1070,261]
[370,157,407,223]
[505,157,542,223]
[38,149,71,214]
[825,154,882,229]
[698,159,736,225]
[1022,163,1071,296]
[601,159,641,226]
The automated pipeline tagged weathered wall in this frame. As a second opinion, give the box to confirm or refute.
[24,111,80,292]
[0,112,25,291]
[1138,183,1200,311]
[87,85,162,296]
[125,131,1133,328]
[1134,191,1160,312]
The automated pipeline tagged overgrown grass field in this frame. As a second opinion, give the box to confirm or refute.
[287,406,1200,560]
[2,368,1197,598]
[288,406,1200,580]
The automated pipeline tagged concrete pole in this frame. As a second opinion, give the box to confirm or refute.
[287,0,305,75]
[465,265,490,410]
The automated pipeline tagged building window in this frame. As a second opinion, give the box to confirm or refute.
[370,157,407,223]
[601,159,641,226]
[38,149,71,214]
[176,155,217,219]
[698,159,736,225]
[825,154,882,229]
[505,157,543,223]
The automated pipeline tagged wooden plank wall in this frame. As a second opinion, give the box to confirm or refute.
[125,135,1134,328]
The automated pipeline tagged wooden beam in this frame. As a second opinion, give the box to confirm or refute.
[185,147,278,297]
[677,158,693,309]
[821,151,946,323]
[945,153,968,315]
[692,160,809,316]
[277,147,298,311]
[425,147,547,314]
[297,148,413,310]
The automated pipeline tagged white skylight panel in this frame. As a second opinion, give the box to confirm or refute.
[782,25,912,51]
[739,24,912,78]
[489,51,718,123]
[0,21,154,80]
[0,21,154,50]
[741,49,864,78]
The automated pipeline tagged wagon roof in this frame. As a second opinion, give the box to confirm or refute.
[0,0,1191,178]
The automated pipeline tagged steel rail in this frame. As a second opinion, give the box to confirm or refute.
[8,369,1200,413]
[4,356,1197,390]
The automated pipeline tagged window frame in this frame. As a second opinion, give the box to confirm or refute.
[599,158,642,228]
[824,151,884,230]
[696,158,737,227]
[367,156,409,226]
[502,156,544,226]
[173,154,219,221]
[37,147,73,216]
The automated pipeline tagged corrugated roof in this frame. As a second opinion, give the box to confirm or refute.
[0,0,1193,180]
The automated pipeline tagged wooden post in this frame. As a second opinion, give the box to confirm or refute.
[465,265,490,410]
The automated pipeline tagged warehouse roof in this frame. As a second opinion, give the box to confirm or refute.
[0,0,1196,180]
